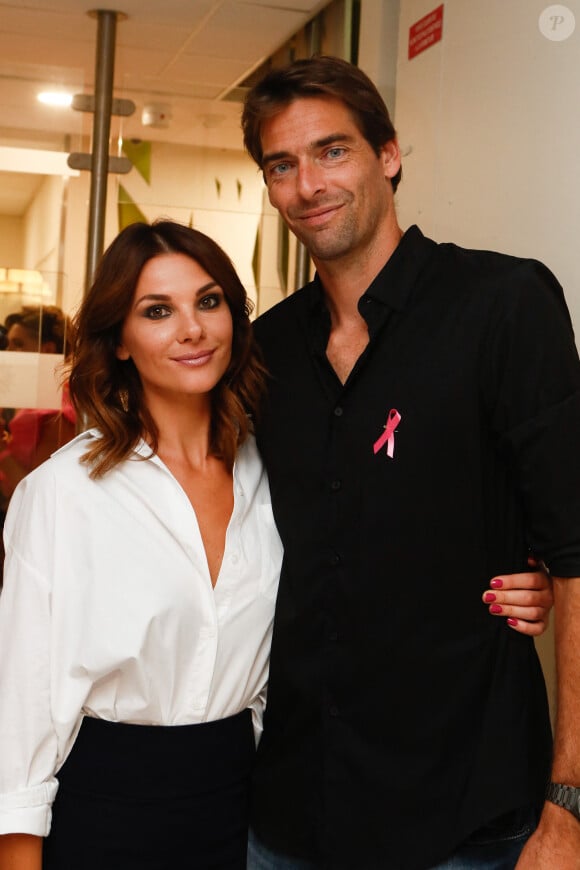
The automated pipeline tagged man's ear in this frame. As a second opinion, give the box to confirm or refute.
[380,139,402,182]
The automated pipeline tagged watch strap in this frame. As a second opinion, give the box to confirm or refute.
[546,782,580,821]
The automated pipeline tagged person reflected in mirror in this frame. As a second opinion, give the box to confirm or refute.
[0,305,76,500]
[0,305,76,588]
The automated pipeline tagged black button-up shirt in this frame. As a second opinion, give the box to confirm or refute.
[251,226,580,869]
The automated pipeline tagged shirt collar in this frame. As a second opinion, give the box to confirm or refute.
[363,225,436,312]
[305,225,437,316]
[302,225,437,349]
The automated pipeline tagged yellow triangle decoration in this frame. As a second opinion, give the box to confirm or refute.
[121,140,152,184]
[118,184,148,231]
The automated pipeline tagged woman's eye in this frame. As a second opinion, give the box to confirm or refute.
[144,305,170,320]
[199,293,221,310]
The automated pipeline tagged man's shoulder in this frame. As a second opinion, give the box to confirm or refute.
[425,236,566,312]
[436,237,557,286]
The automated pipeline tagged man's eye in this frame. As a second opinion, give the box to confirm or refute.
[326,147,346,159]
[144,305,170,320]
[270,162,290,177]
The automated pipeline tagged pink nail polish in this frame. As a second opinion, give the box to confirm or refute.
[490,604,503,614]
[490,578,503,589]
[484,592,496,603]
[507,618,518,627]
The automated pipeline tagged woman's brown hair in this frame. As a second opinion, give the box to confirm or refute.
[69,220,266,478]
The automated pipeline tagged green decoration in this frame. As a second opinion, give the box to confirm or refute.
[236,179,242,200]
[118,184,148,231]
[215,178,222,198]
[121,139,152,184]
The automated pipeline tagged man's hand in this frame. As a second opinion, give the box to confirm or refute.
[518,574,580,867]
[515,801,580,868]
[482,558,553,636]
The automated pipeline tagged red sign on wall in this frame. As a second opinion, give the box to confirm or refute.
[408,4,444,60]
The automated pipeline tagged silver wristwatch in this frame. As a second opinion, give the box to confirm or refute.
[546,782,580,821]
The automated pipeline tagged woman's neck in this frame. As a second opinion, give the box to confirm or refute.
[146,392,213,471]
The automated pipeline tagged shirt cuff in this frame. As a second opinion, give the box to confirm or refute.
[0,780,58,836]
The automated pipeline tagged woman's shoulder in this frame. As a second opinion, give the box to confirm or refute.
[12,429,98,493]
[44,427,98,465]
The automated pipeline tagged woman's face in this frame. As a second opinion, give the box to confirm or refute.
[116,252,234,407]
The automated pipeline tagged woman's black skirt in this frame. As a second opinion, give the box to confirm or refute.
[43,709,255,869]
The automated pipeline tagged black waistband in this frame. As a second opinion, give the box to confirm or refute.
[57,709,255,799]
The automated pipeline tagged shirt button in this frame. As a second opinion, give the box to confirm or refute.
[329,705,340,717]
[330,552,341,566]
[231,554,239,564]
[330,479,341,491]
[334,406,343,417]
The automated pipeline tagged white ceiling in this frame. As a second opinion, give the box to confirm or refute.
[0,0,329,214]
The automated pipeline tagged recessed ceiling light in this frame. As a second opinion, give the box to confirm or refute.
[37,92,73,108]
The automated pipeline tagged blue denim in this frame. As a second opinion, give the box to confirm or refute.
[427,805,539,870]
[247,830,317,870]
[248,804,538,869]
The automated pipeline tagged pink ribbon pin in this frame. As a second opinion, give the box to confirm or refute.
[373,409,402,458]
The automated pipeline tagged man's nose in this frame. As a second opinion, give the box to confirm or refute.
[296,160,326,199]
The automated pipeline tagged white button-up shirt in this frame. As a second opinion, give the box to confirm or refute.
[0,431,282,836]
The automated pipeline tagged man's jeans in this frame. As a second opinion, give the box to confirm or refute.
[247,804,538,869]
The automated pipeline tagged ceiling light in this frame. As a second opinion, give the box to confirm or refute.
[37,92,74,108]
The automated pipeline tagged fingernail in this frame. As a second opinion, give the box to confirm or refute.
[490,578,503,589]
[484,592,496,603]
[490,604,503,614]
[507,618,518,627]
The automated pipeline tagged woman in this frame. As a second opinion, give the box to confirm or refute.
[0,221,552,869]
[0,221,282,869]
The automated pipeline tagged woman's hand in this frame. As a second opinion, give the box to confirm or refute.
[482,558,553,636]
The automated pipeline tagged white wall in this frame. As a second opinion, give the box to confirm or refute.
[393,0,580,337]
[0,215,24,266]
[23,174,65,275]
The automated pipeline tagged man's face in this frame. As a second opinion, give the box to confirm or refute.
[260,96,400,265]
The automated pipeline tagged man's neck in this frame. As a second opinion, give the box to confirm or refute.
[315,220,403,384]
[316,221,403,322]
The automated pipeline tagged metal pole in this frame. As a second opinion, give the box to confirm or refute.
[85,9,119,294]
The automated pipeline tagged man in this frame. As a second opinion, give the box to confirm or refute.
[242,56,580,869]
